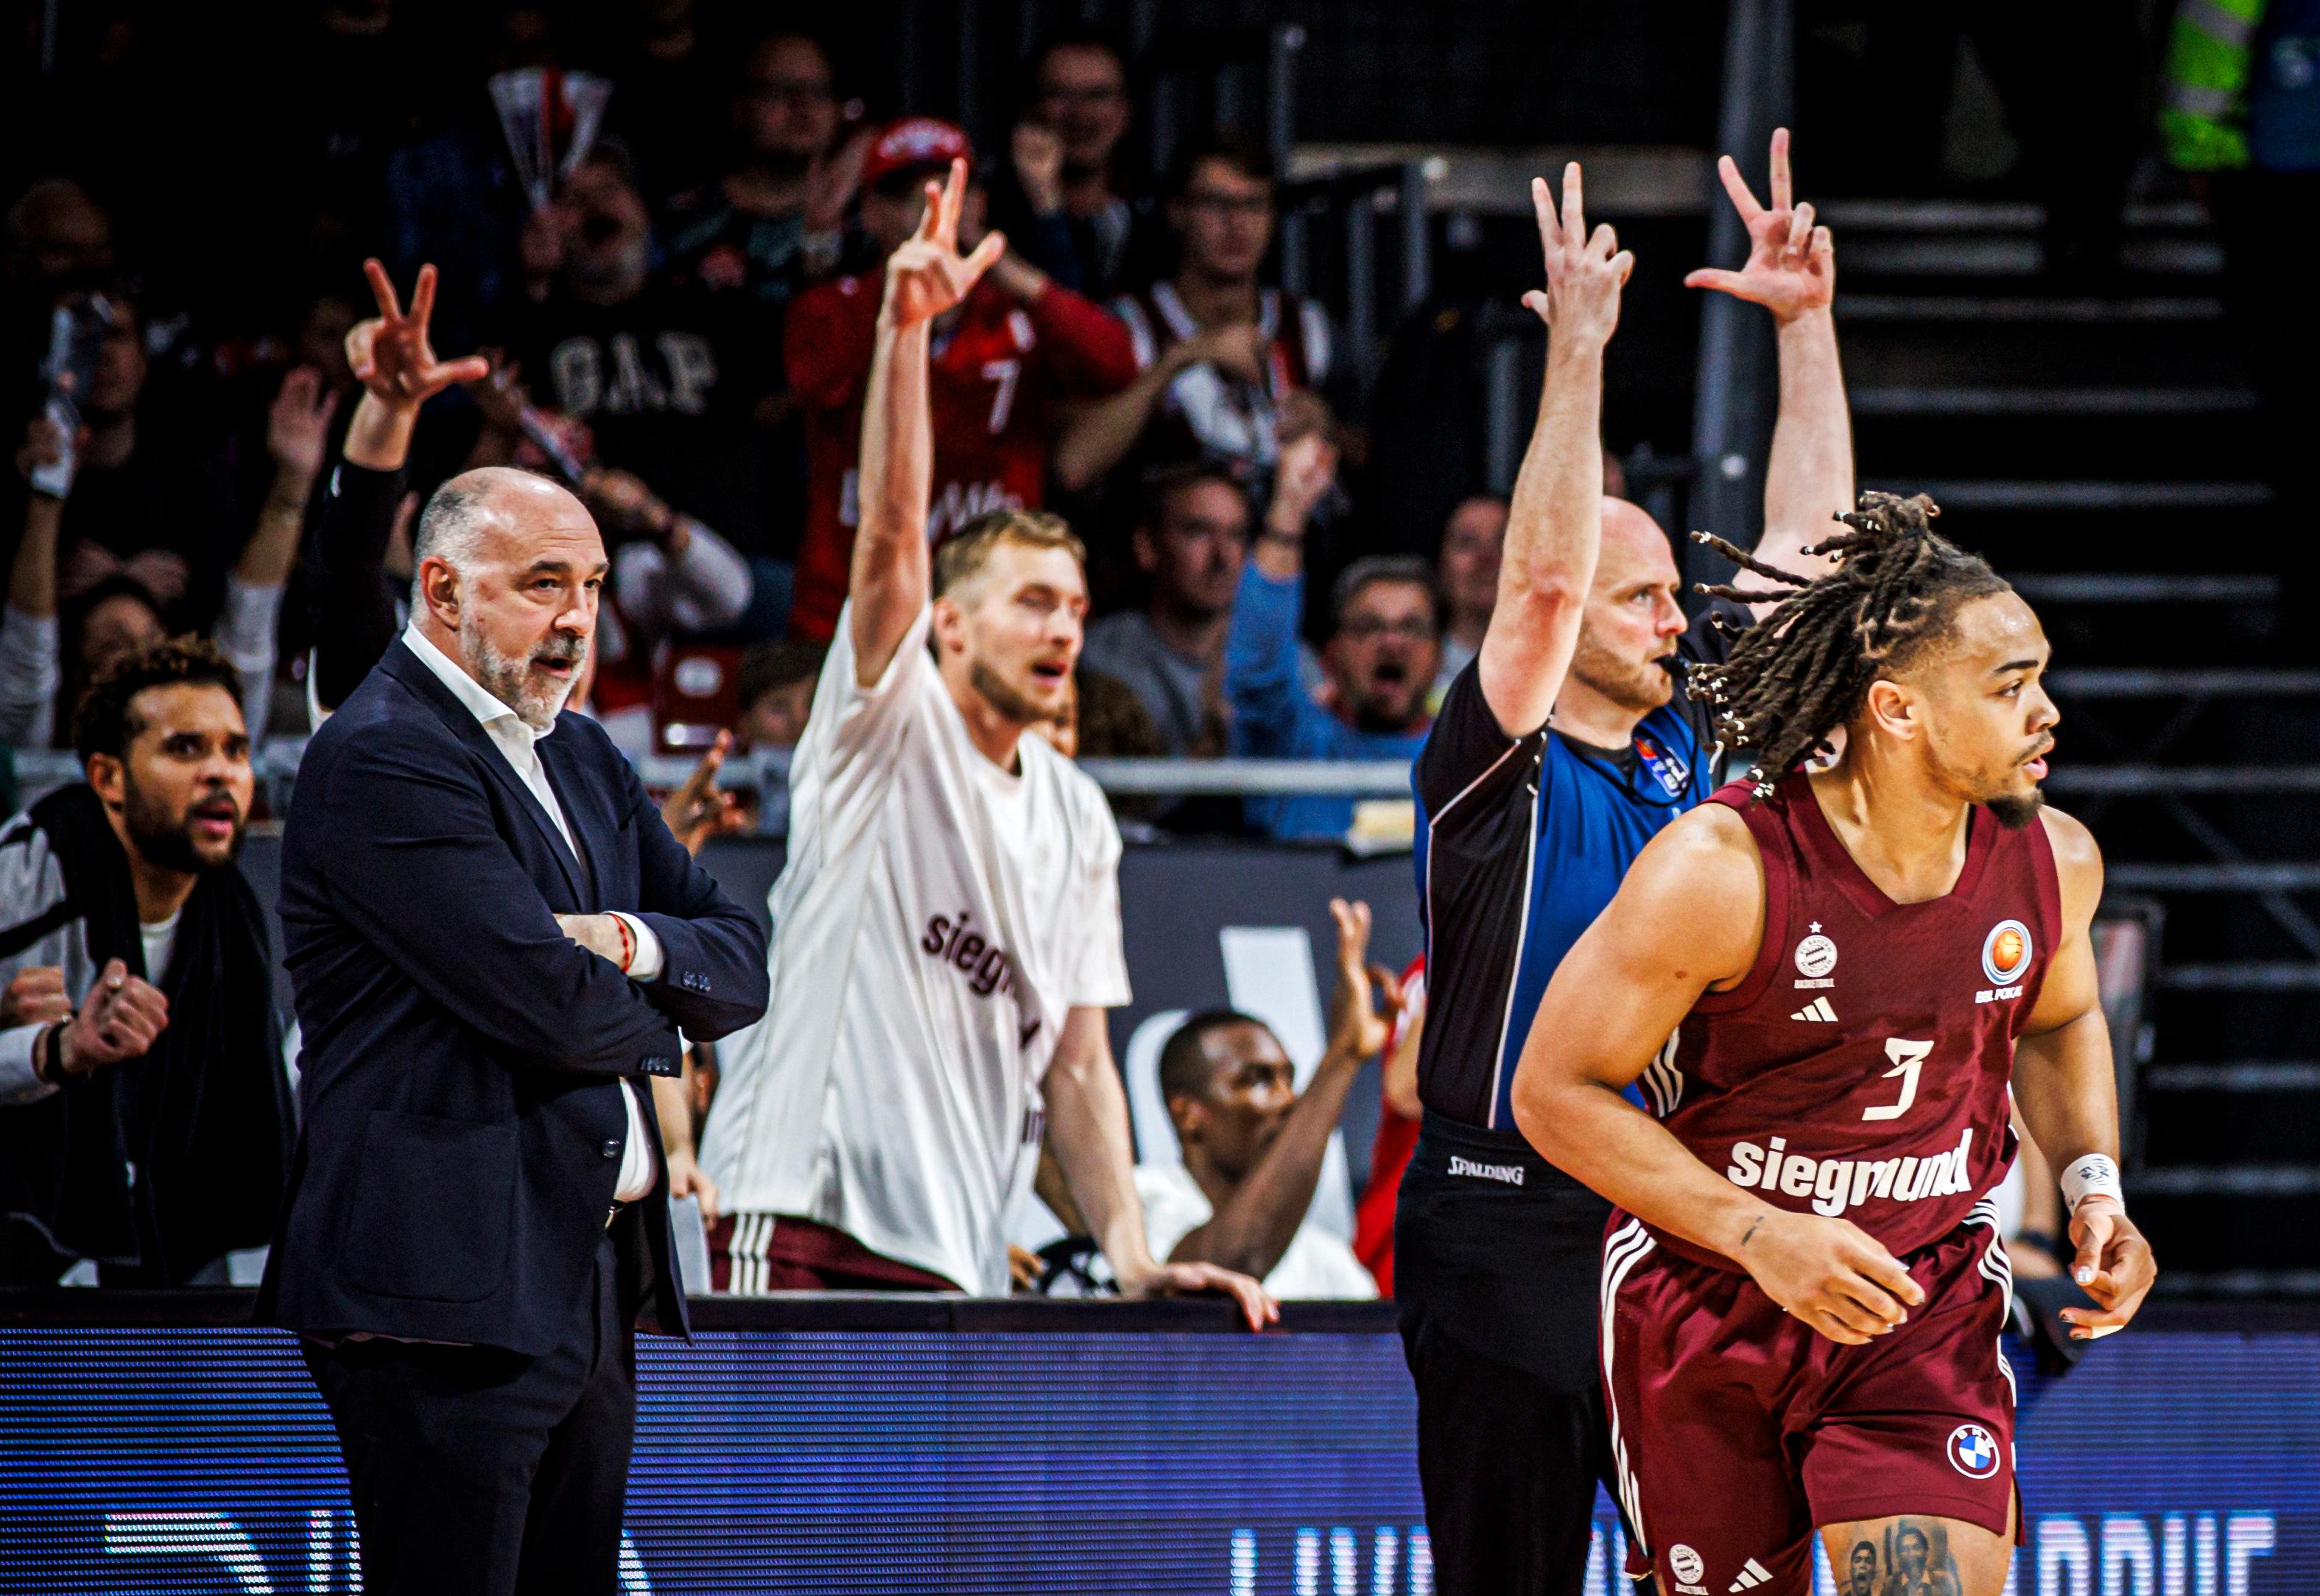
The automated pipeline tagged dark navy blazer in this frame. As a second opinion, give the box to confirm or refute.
[258,641,768,1352]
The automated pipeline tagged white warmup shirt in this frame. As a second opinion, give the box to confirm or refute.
[1133,1164,1379,1300]
[699,602,1131,1295]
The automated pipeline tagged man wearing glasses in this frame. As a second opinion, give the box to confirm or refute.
[995,27,1159,300]
[1221,428,1436,843]
[1055,131,1337,512]
[664,30,868,309]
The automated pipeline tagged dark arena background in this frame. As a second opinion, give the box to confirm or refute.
[4,0,2319,1592]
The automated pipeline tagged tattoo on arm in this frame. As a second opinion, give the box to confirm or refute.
[1740,1217,1763,1250]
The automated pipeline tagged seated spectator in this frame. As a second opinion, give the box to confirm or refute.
[734,638,827,750]
[1139,899,1397,1298]
[373,4,576,354]
[1026,667,1161,766]
[563,460,760,741]
[991,26,1161,300]
[261,1,432,294]
[4,365,337,745]
[491,142,784,563]
[4,178,116,303]
[590,0,724,205]
[2,180,116,391]
[0,638,293,1285]
[1226,435,1435,841]
[663,30,868,312]
[1433,494,1507,700]
[784,118,1139,643]
[38,288,245,637]
[1080,463,1248,758]
[1055,130,1334,505]
[653,639,832,857]
[658,28,868,571]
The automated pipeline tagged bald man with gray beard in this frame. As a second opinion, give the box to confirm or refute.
[261,466,768,1596]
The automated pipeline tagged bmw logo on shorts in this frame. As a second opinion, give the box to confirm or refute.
[1947,1422,2001,1480]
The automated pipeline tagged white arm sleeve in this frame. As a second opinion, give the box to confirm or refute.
[0,607,59,748]
[214,577,283,742]
[0,1022,55,1105]
[612,521,754,639]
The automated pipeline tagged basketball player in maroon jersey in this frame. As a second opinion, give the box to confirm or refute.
[1509,493,2156,1596]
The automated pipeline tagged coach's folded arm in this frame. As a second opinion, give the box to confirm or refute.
[312,723,764,1073]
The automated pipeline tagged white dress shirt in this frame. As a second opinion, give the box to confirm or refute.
[401,622,661,1203]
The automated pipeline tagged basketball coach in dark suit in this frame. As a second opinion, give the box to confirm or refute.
[258,465,769,1596]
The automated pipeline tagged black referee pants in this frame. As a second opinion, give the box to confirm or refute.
[1400,1302,1625,1596]
[1394,1113,1645,1596]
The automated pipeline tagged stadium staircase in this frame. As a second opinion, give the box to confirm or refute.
[1824,197,2320,1295]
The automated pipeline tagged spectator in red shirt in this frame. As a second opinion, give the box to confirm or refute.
[783,118,1140,644]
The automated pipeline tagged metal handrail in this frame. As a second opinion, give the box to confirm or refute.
[4,743,795,799]
[4,746,1418,801]
[1077,758,1412,797]
[21,746,2320,804]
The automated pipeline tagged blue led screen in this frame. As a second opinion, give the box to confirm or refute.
[0,1319,2313,1594]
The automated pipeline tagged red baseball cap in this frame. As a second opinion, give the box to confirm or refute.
[860,116,974,190]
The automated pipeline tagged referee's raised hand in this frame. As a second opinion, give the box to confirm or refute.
[1521,161,1633,348]
[1684,127,1835,327]
[881,158,1008,331]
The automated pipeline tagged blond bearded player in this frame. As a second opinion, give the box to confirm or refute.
[683,163,1270,1325]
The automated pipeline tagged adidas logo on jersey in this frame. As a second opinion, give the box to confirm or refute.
[1724,1127,1977,1217]
[1729,1560,1775,1592]
[1790,996,1838,1022]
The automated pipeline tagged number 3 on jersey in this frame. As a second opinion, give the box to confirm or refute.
[1863,1038,1933,1122]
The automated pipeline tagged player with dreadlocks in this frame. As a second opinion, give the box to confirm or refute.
[1508,491,2157,1596]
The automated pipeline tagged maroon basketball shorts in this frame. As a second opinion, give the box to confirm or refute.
[1600,1196,2017,1596]
[708,1213,959,1294]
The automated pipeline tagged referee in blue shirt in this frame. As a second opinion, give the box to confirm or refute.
[1398,136,1855,1595]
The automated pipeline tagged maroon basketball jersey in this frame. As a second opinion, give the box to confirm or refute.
[1646,773,2061,1270]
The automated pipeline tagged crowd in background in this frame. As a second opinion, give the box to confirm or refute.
[0,0,2253,1304]
[0,0,1497,1295]
[0,2,1508,845]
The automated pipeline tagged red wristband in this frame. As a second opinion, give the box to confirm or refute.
[611,914,636,974]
